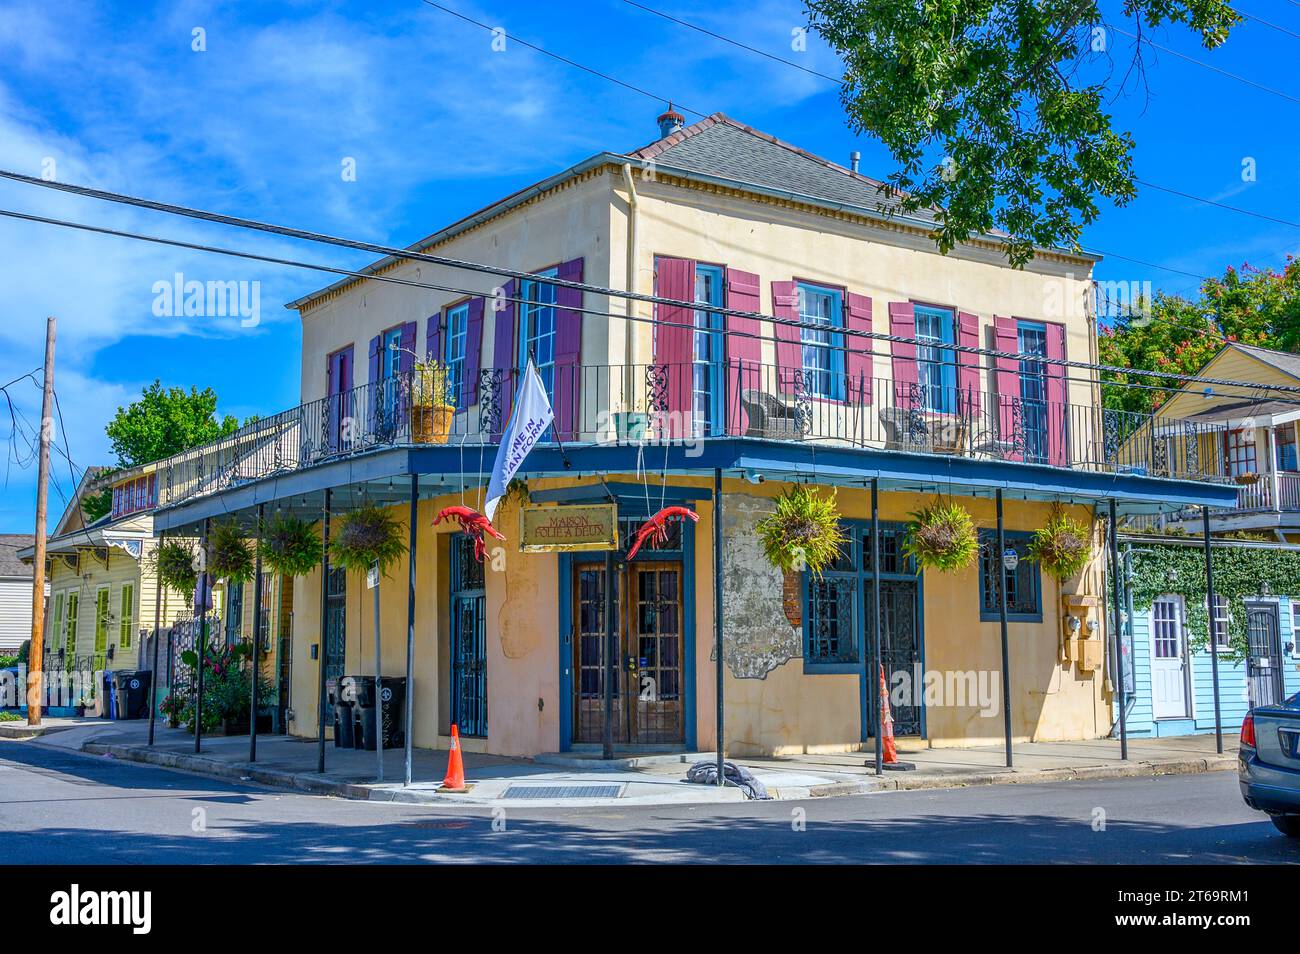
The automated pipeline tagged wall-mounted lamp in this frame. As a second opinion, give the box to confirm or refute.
[744,470,765,485]
[1261,580,1272,597]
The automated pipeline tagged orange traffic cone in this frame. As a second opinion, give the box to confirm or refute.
[878,664,898,764]
[440,724,468,791]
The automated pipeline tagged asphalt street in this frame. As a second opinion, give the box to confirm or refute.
[2,739,1297,864]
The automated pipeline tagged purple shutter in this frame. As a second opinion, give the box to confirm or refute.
[1045,320,1068,466]
[464,298,485,407]
[771,280,801,393]
[399,321,416,373]
[725,268,762,436]
[957,311,981,413]
[367,334,382,435]
[992,316,1022,461]
[845,293,873,405]
[654,256,696,439]
[888,301,917,405]
[426,311,442,361]
[493,280,518,436]
[367,334,382,383]
[553,258,584,442]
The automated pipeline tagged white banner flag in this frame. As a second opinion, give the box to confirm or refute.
[484,360,554,523]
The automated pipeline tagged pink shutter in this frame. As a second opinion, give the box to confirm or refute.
[1045,320,1068,466]
[771,280,801,393]
[493,280,518,437]
[845,293,873,405]
[957,311,981,413]
[992,316,1022,462]
[553,258,584,442]
[463,298,485,407]
[888,301,917,404]
[725,268,762,435]
[426,311,442,361]
[654,256,696,439]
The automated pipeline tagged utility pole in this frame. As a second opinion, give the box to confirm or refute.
[28,316,56,726]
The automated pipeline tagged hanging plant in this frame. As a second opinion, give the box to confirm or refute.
[155,539,199,596]
[208,519,255,583]
[329,502,406,576]
[902,501,978,573]
[1027,505,1092,582]
[755,485,849,627]
[258,512,322,578]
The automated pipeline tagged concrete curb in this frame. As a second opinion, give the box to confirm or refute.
[0,721,78,740]
[73,740,1238,807]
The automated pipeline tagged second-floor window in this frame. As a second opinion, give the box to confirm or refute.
[382,326,403,379]
[520,269,558,397]
[445,302,469,409]
[111,475,156,519]
[1225,429,1257,476]
[914,305,957,413]
[693,265,725,436]
[1277,427,1297,471]
[797,282,844,400]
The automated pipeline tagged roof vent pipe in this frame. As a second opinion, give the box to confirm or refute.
[658,104,685,138]
[850,151,861,173]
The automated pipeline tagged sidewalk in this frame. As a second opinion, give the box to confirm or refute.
[11,718,1239,808]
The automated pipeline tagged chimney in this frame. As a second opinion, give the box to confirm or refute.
[658,104,685,138]
[849,150,861,174]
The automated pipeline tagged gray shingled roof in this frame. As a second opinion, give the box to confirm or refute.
[1235,342,1300,381]
[627,113,939,225]
[0,534,33,578]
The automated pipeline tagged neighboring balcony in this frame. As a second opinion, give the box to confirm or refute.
[148,361,1227,511]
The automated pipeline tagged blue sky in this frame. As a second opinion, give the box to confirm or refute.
[1,0,1298,531]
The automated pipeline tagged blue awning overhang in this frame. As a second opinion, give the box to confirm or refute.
[151,437,1238,535]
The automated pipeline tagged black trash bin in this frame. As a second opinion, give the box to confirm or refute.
[327,676,356,748]
[111,671,152,719]
[352,676,406,751]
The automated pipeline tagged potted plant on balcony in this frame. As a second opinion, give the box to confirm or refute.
[258,512,322,578]
[1027,505,1092,583]
[756,485,850,627]
[208,519,255,584]
[902,500,978,573]
[410,359,456,444]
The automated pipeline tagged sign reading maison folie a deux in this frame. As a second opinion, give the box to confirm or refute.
[520,503,619,553]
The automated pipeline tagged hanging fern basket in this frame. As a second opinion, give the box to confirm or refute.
[1028,506,1092,582]
[329,503,406,577]
[258,513,322,578]
[155,539,198,596]
[755,485,849,628]
[902,501,978,574]
[208,519,255,584]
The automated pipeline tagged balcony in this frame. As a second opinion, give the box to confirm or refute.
[149,361,1227,511]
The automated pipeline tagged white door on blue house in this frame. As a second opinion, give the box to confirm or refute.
[1151,597,1191,719]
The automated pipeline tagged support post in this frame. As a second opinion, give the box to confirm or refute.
[1203,506,1224,753]
[602,547,615,760]
[27,316,55,726]
[250,505,265,762]
[714,467,724,785]
[316,490,332,774]
[1109,498,1128,760]
[194,518,210,755]
[371,561,383,783]
[404,475,418,786]
[870,478,882,776]
[995,490,1013,768]
[147,539,164,746]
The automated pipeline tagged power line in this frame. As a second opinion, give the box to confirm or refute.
[2,201,1297,408]
[1236,9,1300,43]
[417,0,707,118]
[1109,25,1300,106]
[1135,178,1300,231]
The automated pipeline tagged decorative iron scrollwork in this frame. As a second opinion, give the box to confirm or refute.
[792,371,813,436]
[645,364,670,416]
[1183,423,1201,476]
[1102,409,1120,465]
[478,368,504,434]
[1008,397,1026,456]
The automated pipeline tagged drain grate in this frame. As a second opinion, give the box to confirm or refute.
[501,784,623,800]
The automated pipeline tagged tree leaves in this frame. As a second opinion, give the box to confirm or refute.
[806,0,1239,265]
[105,380,241,468]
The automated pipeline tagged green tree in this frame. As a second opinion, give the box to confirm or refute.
[105,381,241,468]
[80,488,113,523]
[805,0,1239,265]
[1099,259,1300,415]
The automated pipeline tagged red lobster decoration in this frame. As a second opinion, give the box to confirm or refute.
[626,506,699,560]
[433,505,505,562]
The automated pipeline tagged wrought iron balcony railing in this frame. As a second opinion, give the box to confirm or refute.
[149,361,1225,510]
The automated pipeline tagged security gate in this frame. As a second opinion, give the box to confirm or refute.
[1245,602,1284,709]
[572,560,684,746]
[450,535,488,737]
[869,579,923,737]
[324,566,347,684]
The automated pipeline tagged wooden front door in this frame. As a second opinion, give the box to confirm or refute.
[572,560,684,746]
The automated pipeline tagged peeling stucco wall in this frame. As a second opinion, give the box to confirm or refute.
[720,493,800,678]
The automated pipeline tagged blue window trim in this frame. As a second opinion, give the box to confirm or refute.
[801,520,918,674]
[913,304,957,413]
[694,264,726,437]
[796,281,846,402]
[518,266,559,373]
[978,530,1043,623]
[444,301,469,409]
[382,326,403,379]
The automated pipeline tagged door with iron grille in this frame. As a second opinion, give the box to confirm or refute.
[450,535,488,737]
[572,560,684,746]
[1245,602,1284,709]
[324,566,347,684]
[869,579,923,736]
